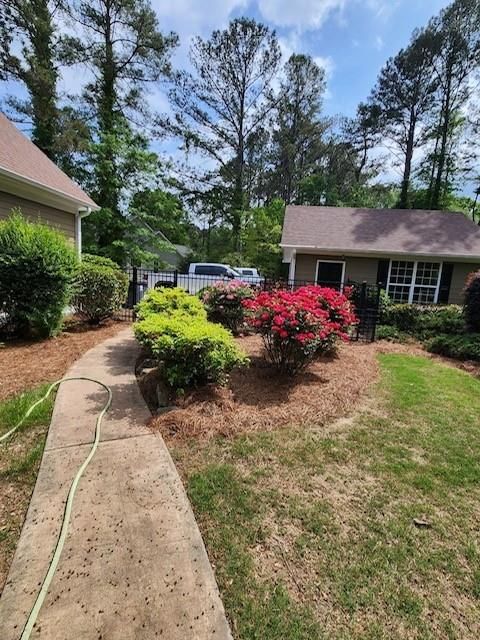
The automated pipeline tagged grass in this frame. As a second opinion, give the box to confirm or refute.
[172,354,480,639]
[0,384,55,589]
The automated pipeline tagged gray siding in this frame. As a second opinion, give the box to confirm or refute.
[0,191,75,243]
[295,253,378,284]
[449,263,479,304]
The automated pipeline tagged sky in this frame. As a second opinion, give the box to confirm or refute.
[148,0,453,118]
[0,0,455,184]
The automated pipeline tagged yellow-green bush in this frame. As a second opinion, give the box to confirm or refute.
[134,312,248,390]
[136,287,206,321]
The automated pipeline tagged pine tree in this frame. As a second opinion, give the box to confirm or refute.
[269,54,326,204]
[0,0,59,159]
[371,29,438,208]
[160,18,281,248]
[64,0,178,261]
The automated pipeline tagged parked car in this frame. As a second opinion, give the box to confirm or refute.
[236,267,264,285]
[138,263,243,295]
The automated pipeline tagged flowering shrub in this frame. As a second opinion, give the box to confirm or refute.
[201,280,255,334]
[243,285,357,375]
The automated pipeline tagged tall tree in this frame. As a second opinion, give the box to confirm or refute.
[160,18,281,247]
[0,0,59,158]
[269,54,326,204]
[426,0,480,208]
[371,29,438,208]
[64,0,178,261]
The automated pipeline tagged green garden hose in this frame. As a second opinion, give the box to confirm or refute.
[0,377,112,640]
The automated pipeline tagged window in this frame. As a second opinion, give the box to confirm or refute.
[387,260,442,304]
[194,265,227,276]
[241,269,253,276]
[315,260,345,290]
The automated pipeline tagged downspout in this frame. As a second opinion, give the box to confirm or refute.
[75,207,91,260]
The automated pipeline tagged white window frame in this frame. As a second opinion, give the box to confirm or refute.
[315,259,346,290]
[386,259,443,304]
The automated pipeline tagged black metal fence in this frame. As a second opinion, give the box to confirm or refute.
[119,268,381,342]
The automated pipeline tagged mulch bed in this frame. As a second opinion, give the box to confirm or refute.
[149,335,382,442]
[0,318,130,402]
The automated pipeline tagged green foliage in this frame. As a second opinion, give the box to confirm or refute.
[375,324,405,342]
[0,212,77,337]
[72,253,128,324]
[426,333,480,361]
[134,312,248,390]
[241,199,285,277]
[382,303,464,339]
[135,287,206,321]
[464,270,480,332]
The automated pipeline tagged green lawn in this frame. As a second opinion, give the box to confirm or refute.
[0,385,55,589]
[173,354,480,639]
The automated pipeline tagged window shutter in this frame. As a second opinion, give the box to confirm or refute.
[376,259,390,288]
[438,263,453,304]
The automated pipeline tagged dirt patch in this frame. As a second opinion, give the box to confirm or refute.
[0,318,130,402]
[149,335,381,441]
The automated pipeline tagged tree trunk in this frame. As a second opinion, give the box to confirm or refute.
[399,111,416,209]
[431,69,452,209]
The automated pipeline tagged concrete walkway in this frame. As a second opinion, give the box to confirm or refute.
[0,328,232,640]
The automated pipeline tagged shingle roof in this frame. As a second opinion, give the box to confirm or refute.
[281,205,480,259]
[0,112,98,209]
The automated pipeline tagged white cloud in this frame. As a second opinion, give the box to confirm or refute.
[374,35,384,51]
[257,0,347,31]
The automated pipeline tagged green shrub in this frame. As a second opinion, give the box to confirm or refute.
[464,270,480,333]
[426,333,480,361]
[0,212,78,337]
[134,312,248,390]
[383,303,464,339]
[375,324,404,342]
[377,289,392,324]
[72,253,128,324]
[136,287,206,321]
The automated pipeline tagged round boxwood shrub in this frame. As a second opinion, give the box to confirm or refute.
[134,311,248,391]
[72,253,128,324]
[0,212,78,338]
[464,270,480,333]
[136,287,206,321]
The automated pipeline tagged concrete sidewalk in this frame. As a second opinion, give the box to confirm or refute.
[0,328,232,639]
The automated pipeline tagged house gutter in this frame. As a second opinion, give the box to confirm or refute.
[75,207,92,259]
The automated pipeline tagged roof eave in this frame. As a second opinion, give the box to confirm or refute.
[0,165,100,212]
[279,244,480,262]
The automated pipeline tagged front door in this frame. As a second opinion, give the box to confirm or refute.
[316,260,344,289]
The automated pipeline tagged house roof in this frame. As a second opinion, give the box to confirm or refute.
[0,112,98,210]
[281,205,480,260]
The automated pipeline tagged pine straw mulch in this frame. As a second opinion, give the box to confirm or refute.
[0,318,130,402]
[149,335,383,442]
[148,335,480,443]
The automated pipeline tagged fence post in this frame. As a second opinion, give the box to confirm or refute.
[132,266,138,312]
[173,269,178,287]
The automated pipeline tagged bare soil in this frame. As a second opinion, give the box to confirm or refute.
[0,317,130,402]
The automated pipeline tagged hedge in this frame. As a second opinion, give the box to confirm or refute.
[381,303,464,339]
[426,333,480,361]
[0,212,77,337]
[136,287,206,321]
